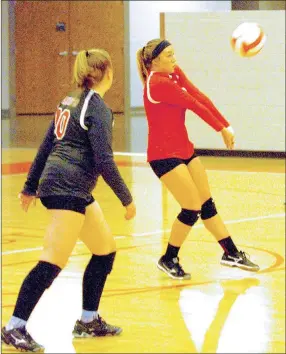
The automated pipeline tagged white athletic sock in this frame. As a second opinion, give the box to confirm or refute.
[6,316,27,330]
[81,310,99,323]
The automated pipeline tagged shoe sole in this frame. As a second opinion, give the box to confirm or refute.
[157,262,191,280]
[73,328,122,338]
[1,338,10,345]
[30,347,45,353]
[2,334,44,352]
[220,260,260,272]
[1,341,44,353]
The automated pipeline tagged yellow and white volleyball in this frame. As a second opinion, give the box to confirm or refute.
[231,22,267,58]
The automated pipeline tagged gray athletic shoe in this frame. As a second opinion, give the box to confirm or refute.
[72,316,122,337]
[157,256,191,280]
[221,251,260,271]
[1,326,44,352]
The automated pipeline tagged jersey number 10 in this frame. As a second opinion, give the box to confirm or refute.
[54,107,71,140]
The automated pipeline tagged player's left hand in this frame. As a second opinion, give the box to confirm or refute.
[18,193,36,212]
[124,201,136,220]
[221,126,235,150]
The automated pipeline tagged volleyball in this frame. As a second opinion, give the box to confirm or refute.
[231,22,266,58]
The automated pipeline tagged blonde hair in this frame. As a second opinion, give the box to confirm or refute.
[136,38,162,84]
[73,49,112,89]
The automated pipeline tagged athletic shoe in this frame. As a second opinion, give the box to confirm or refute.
[157,256,191,280]
[72,316,122,337]
[220,251,260,271]
[1,326,44,352]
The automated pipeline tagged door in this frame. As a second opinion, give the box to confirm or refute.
[15,1,125,114]
[69,1,125,112]
[15,1,70,114]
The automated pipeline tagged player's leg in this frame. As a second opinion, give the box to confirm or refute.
[187,156,259,271]
[2,198,85,352]
[73,198,121,338]
[151,159,201,280]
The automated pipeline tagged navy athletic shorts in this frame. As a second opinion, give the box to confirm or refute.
[40,195,95,215]
[149,153,198,179]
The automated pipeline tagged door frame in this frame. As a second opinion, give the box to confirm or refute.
[8,0,17,142]
[123,0,131,152]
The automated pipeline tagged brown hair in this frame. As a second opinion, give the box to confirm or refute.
[73,49,112,89]
[136,38,162,84]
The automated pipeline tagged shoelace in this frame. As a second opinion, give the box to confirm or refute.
[16,328,34,345]
[172,258,185,274]
[21,330,35,344]
[239,251,251,261]
[97,316,108,329]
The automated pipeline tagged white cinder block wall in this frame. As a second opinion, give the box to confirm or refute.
[129,1,231,108]
[165,11,285,152]
[128,1,232,153]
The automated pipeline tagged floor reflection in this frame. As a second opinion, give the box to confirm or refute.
[179,277,273,353]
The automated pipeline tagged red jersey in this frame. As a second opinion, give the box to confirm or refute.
[143,65,230,161]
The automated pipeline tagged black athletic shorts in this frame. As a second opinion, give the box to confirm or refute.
[40,195,95,215]
[149,153,198,179]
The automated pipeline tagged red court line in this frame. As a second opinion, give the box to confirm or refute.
[2,162,32,175]
[2,160,148,175]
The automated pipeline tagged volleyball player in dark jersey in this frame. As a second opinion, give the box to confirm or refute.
[136,38,259,280]
[1,49,136,352]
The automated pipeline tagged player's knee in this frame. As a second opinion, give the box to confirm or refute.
[33,261,62,289]
[201,197,217,220]
[41,249,70,269]
[89,252,116,276]
[103,252,116,274]
[177,209,201,226]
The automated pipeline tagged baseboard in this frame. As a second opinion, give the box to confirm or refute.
[130,106,145,116]
[196,149,285,159]
[1,109,10,119]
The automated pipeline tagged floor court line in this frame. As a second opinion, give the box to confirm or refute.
[2,213,285,256]
[132,213,285,237]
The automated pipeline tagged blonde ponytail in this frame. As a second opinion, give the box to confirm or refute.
[136,38,163,85]
[136,48,149,84]
[73,49,112,89]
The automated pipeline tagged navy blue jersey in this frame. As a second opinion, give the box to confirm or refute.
[22,89,132,206]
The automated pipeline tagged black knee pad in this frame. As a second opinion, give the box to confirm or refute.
[201,197,217,220]
[32,261,61,289]
[177,209,201,226]
[88,252,116,276]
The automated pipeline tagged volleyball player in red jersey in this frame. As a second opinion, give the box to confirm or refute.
[137,38,259,279]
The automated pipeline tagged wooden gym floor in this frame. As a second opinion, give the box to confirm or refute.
[1,148,285,353]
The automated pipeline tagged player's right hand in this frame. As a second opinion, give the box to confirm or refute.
[221,126,235,150]
[124,201,136,220]
[18,192,36,212]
